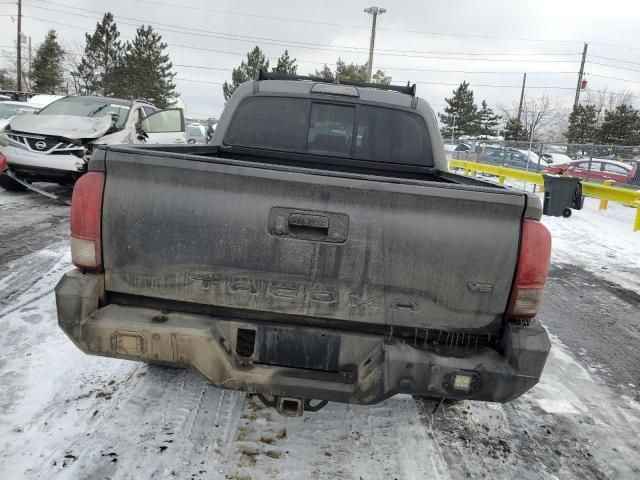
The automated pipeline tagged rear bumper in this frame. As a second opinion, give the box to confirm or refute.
[56,269,551,405]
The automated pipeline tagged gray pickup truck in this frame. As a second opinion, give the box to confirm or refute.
[56,73,552,417]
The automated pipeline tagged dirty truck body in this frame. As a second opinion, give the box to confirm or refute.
[56,76,551,415]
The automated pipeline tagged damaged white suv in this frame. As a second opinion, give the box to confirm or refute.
[0,95,186,191]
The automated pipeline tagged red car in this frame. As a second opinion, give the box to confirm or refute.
[547,159,640,185]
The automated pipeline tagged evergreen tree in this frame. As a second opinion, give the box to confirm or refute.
[597,104,640,145]
[439,82,480,138]
[336,59,368,82]
[272,50,297,74]
[565,104,597,144]
[503,118,527,141]
[477,100,500,138]
[314,64,333,79]
[123,25,177,108]
[313,59,391,84]
[77,13,123,96]
[223,46,269,100]
[31,30,65,94]
[371,69,392,85]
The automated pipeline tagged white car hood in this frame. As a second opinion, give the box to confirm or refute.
[8,114,113,139]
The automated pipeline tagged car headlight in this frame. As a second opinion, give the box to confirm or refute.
[0,132,8,147]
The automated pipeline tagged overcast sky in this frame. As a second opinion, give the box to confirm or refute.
[1,0,640,119]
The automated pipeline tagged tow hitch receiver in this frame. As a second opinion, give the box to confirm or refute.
[277,397,304,417]
[257,394,329,417]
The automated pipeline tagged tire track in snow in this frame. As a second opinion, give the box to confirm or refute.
[223,394,444,480]
[30,366,246,480]
[416,337,640,480]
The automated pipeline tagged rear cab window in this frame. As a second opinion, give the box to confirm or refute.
[224,95,433,167]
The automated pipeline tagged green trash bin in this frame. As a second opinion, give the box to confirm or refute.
[543,175,582,218]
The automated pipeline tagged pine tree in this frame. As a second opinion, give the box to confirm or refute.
[503,118,527,141]
[565,104,597,144]
[123,25,177,108]
[372,69,392,85]
[477,100,500,138]
[272,50,297,74]
[335,59,368,82]
[77,13,123,96]
[597,104,640,145]
[223,46,269,100]
[313,59,391,84]
[314,64,333,79]
[439,82,480,138]
[31,30,65,94]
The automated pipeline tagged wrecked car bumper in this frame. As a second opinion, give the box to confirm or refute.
[56,269,551,405]
[2,145,85,173]
[2,144,84,183]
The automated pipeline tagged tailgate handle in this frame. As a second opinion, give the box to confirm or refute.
[287,214,329,238]
[288,213,329,231]
[270,208,349,243]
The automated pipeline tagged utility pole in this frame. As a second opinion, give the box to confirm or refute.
[17,0,22,91]
[364,6,386,82]
[573,43,589,110]
[516,72,526,132]
[28,36,32,80]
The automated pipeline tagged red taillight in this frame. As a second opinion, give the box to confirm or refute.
[0,153,7,173]
[506,219,552,319]
[70,172,105,271]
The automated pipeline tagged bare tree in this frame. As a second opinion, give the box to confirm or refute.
[60,39,85,94]
[0,45,31,91]
[583,87,635,126]
[498,94,566,141]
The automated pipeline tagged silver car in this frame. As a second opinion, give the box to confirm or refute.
[186,124,207,144]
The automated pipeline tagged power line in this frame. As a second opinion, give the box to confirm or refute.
[129,0,585,46]
[589,54,640,67]
[401,80,575,90]
[174,65,233,71]
[175,78,224,85]
[587,60,640,74]
[129,0,372,31]
[26,1,583,62]
[174,63,576,75]
[590,41,640,52]
[17,0,638,54]
[175,77,640,101]
[586,73,640,85]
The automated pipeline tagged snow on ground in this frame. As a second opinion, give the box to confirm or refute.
[1,245,638,479]
[480,174,640,292]
[542,199,640,293]
[1,185,639,479]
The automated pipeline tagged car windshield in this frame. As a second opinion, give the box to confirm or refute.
[37,97,132,129]
[0,103,39,119]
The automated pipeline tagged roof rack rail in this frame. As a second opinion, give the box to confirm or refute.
[257,71,416,96]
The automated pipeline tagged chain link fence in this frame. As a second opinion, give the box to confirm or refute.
[446,139,640,224]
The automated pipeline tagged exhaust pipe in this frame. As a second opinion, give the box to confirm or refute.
[277,396,304,417]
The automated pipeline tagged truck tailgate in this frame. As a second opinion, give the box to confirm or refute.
[101,148,525,333]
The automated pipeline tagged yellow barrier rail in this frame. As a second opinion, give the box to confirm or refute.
[449,159,640,232]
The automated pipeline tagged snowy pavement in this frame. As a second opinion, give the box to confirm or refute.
[1,186,639,480]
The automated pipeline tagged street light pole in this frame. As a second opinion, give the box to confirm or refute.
[364,6,386,82]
